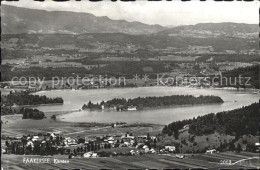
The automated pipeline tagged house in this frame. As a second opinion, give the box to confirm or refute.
[137,135,147,140]
[127,106,137,111]
[150,136,157,140]
[165,146,176,152]
[26,141,34,148]
[64,137,77,146]
[130,140,135,144]
[32,136,39,142]
[255,143,260,152]
[144,148,150,153]
[92,153,98,158]
[83,152,92,158]
[183,125,189,129]
[50,133,57,139]
[150,148,156,154]
[159,149,166,153]
[176,154,184,159]
[2,148,6,154]
[11,103,20,112]
[143,145,148,149]
[125,136,135,140]
[136,143,144,148]
[124,142,130,146]
[130,150,135,155]
[205,149,217,154]
[108,141,114,144]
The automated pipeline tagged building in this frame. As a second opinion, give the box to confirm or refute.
[205,149,217,154]
[165,146,176,152]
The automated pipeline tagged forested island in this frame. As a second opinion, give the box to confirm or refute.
[82,95,224,111]
[1,91,63,106]
[162,102,259,138]
[21,108,46,120]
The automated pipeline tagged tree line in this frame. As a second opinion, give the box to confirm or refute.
[2,91,63,106]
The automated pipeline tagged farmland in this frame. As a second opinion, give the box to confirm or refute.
[1,152,259,170]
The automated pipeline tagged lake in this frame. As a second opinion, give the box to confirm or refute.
[32,87,259,124]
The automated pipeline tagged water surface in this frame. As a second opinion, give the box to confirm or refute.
[32,87,259,124]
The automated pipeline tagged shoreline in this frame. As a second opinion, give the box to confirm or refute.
[2,85,259,96]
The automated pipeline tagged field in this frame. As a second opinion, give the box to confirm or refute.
[1,112,164,138]
[2,152,259,170]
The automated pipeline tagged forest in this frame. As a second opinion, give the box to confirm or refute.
[82,95,224,111]
[162,102,259,137]
[221,65,259,89]
[1,106,45,119]
[1,91,63,106]
[1,106,46,119]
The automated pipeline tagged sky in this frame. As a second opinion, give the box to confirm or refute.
[2,0,259,26]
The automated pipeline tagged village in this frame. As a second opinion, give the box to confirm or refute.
[2,130,184,159]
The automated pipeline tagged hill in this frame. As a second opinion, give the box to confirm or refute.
[162,102,259,137]
[1,4,165,35]
[221,65,260,89]
[157,22,258,38]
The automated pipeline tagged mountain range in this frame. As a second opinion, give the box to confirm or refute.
[158,23,258,35]
[2,4,258,36]
[1,4,164,35]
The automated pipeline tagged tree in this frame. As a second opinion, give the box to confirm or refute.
[236,143,242,153]
[104,143,108,149]
[153,139,157,148]
[51,115,56,120]
[107,143,111,149]
[229,143,235,151]
[147,133,151,140]
[174,130,179,140]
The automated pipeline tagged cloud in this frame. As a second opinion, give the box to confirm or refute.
[2,0,258,26]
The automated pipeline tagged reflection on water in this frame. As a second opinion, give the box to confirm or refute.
[32,87,259,124]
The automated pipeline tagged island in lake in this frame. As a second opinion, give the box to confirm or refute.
[82,95,224,111]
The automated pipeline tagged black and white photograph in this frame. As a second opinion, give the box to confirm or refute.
[1,0,260,169]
